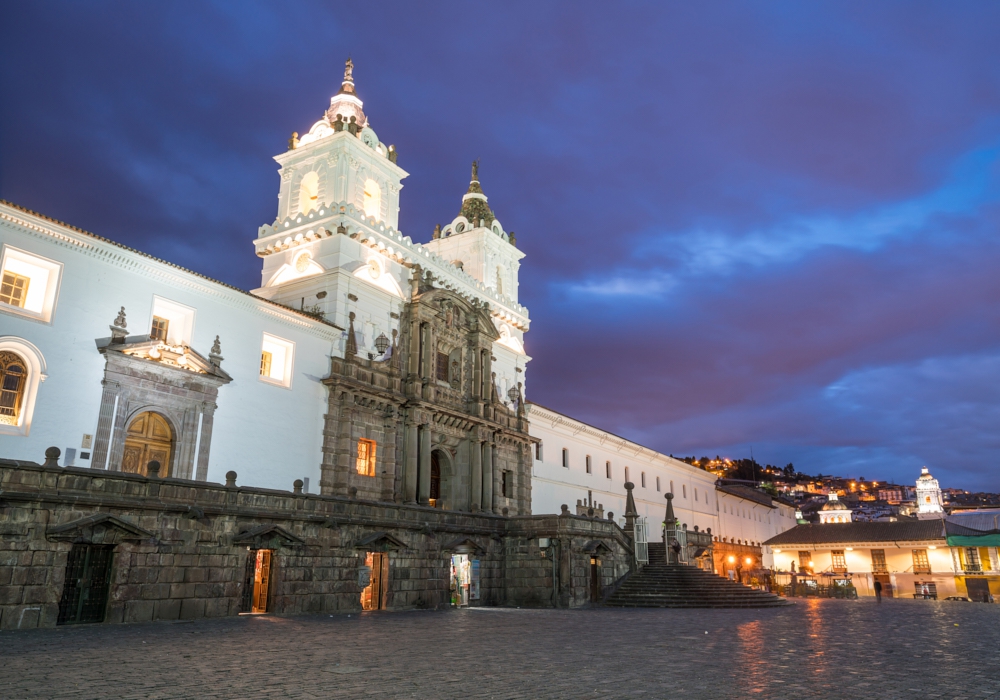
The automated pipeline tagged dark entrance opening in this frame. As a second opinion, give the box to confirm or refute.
[240,549,273,613]
[966,577,991,603]
[57,544,114,625]
[429,451,441,507]
[590,557,602,603]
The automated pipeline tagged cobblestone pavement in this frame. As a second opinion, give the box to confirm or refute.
[2,598,999,699]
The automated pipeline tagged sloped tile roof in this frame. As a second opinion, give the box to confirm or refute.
[764,520,946,546]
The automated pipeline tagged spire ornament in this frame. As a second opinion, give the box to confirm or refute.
[339,57,355,95]
[110,306,128,343]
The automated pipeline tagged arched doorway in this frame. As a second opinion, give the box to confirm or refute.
[430,450,442,508]
[122,411,172,476]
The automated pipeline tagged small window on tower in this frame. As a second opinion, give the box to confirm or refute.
[562,448,569,468]
[150,316,170,342]
[605,461,611,479]
[356,438,376,476]
[298,171,319,214]
[501,470,512,498]
[363,178,381,220]
[436,352,450,382]
[585,455,592,474]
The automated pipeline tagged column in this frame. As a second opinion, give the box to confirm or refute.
[482,439,494,514]
[194,403,217,481]
[472,349,482,401]
[91,380,121,471]
[404,419,418,504]
[470,437,482,511]
[418,423,432,505]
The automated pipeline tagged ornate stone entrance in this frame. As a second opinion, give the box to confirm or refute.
[122,411,173,476]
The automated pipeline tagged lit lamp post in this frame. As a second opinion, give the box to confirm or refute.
[369,332,390,360]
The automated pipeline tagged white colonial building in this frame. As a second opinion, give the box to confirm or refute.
[0,60,795,557]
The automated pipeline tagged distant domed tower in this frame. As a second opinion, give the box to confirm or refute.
[818,493,852,524]
[915,467,944,519]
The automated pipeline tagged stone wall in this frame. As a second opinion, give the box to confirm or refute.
[0,457,632,629]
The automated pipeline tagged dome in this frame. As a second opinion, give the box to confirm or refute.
[917,467,937,483]
[821,494,849,511]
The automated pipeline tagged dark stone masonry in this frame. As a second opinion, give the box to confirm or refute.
[0,456,631,629]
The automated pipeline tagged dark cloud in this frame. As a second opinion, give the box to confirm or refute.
[3,1,1000,489]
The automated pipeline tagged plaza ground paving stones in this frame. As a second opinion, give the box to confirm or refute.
[1,598,999,699]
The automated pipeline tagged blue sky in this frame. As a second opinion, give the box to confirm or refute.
[3,1,1000,490]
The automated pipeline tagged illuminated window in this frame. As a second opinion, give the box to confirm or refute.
[363,178,381,219]
[298,171,319,214]
[150,297,195,346]
[562,448,569,468]
[0,338,45,436]
[0,271,29,308]
[260,333,295,387]
[585,455,592,474]
[831,550,847,572]
[0,247,63,323]
[150,316,170,342]
[356,438,376,476]
[0,352,26,426]
[912,549,931,574]
[798,551,812,573]
[605,461,611,479]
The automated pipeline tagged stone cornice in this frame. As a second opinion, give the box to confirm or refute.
[0,201,343,339]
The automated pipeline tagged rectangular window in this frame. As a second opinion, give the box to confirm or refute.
[831,550,847,572]
[356,438,376,476]
[964,547,981,572]
[150,296,196,345]
[260,333,295,387]
[501,470,512,498]
[605,461,611,479]
[694,488,698,501]
[150,315,170,342]
[682,484,687,498]
[436,351,449,381]
[656,476,661,492]
[585,455,592,474]
[562,448,569,468]
[912,549,931,574]
[641,472,646,488]
[0,246,63,323]
[0,271,29,308]
[535,443,542,461]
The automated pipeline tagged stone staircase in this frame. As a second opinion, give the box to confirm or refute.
[604,543,790,608]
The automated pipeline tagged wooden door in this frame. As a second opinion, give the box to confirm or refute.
[590,558,602,603]
[252,550,272,613]
[122,412,173,476]
[874,574,893,598]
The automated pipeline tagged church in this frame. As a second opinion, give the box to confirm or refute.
[0,61,794,626]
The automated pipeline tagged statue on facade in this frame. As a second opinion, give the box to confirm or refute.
[343,57,354,83]
[471,159,479,181]
[288,132,299,150]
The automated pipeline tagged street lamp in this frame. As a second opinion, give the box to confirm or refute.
[374,332,390,355]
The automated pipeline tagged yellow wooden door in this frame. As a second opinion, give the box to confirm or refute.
[122,412,173,476]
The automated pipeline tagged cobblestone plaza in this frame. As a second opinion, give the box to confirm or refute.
[2,599,999,699]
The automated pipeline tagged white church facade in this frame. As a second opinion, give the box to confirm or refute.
[0,61,793,559]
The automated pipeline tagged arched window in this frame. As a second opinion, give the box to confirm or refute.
[363,178,381,219]
[298,172,319,214]
[0,351,27,426]
[0,338,45,436]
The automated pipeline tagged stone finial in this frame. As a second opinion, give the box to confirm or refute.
[471,159,479,182]
[623,481,638,537]
[509,231,517,247]
[343,57,354,85]
[345,312,358,357]
[43,446,61,467]
[146,460,161,478]
[225,471,237,487]
[293,479,304,494]
[288,132,299,150]
[110,306,128,343]
[432,223,441,240]
[209,335,223,367]
[607,512,614,521]
[560,504,570,516]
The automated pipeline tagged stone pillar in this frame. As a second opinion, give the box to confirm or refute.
[470,437,482,511]
[482,439,494,514]
[473,349,482,402]
[91,380,122,471]
[194,403,217,481]
[418,423,432,505]
[404,418,418,504]
[380,418,398,502]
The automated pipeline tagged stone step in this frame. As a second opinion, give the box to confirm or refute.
[604,562,789,609]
